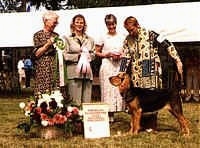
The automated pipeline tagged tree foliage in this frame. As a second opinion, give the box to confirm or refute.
[68,0,200,8]
[0,0,199,12]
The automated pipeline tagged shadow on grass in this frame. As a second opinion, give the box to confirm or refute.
[0,88,34,99]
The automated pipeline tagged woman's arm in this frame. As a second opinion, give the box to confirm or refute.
[34,38,54,57]
[95,44,112,58]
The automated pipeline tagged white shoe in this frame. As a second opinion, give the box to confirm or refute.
[185,95,191,101]
[146,128,153,133]
[193,96,200,102]
[109,116,114,123]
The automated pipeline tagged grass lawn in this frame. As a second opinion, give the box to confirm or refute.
[0,96,199,148]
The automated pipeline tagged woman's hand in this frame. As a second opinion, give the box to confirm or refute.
[111,51,121,61]
[103,52,112,58]
[112,54,121,61]
[35,37,55,57]
[47,36,56,45]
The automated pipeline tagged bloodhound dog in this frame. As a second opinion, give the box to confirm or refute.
[109,72,189,136]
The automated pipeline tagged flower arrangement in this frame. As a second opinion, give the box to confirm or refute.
[17,90,83,137]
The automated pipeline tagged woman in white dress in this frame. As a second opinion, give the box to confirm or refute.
[95,14,125,122]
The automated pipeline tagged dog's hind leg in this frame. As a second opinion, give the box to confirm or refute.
[168,95,190,136]
[169,108,190,136]
[178,115,190,136]
[128,97,142,135]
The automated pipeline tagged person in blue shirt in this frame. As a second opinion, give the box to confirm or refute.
[24,55,33,88]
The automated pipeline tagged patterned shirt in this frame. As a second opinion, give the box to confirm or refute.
[120,28,181,89]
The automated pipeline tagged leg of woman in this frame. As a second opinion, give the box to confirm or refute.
[82,79,92,103]
[68,79,82,106]
[108,112,114,123]
[193,69,200,102]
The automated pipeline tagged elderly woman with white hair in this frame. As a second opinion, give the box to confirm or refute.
[32,11,60,96]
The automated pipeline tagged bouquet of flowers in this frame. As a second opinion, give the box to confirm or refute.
[17,90,83,137]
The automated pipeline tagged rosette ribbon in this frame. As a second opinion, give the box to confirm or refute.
[76,47,92,75]
[54,36,68,87]
[54,36,65,50]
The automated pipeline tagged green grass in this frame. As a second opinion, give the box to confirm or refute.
[0,97,199,148]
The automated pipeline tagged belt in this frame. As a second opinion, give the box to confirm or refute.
[66,61,78,65]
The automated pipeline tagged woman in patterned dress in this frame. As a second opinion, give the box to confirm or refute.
[95,14,125,122]
[32,11,59,96]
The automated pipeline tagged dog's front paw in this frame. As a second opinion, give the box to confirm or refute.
[132,131,139,135]
[128,129,139,135]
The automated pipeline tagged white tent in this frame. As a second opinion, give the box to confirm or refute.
[0,2,200,47]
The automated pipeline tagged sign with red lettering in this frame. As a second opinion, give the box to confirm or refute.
[82,103,110,139]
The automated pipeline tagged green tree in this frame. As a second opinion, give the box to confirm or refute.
[1,0,199,12]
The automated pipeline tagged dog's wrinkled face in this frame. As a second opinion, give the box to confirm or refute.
[109,72,131,93]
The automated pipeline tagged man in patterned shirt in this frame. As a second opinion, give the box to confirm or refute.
[119,16,183,131]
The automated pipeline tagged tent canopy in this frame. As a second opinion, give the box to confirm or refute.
[0,2,200,47]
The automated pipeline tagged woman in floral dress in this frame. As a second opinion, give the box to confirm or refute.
[33,11,59,96]
[95,14,125,122]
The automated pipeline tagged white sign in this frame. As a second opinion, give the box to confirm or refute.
[82,103,110,139]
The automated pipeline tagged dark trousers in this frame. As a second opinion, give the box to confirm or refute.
[25,69,31,88]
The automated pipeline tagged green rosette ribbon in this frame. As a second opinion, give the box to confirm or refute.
[54,36,65,50]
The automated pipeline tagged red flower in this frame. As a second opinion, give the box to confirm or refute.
[48,118,54,126]
[53,114,61,123]
[53,114,67,124]
[72,107,79,115]
[35,107,42,114]
[58,115,67,124]
[65,112,72,118]
[40,113,48,120]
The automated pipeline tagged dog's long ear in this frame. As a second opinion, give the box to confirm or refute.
[109,76,121,86]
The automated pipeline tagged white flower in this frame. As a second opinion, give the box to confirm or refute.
[55,96,64,103]
[78,110,83,116]
[25,110,30,116]
[53,90,62,95]
[19,102,25,109]
[49,92,56,98]
[37,98,46,107]
[57,103,63,108]
[67,106,73,112]
[41,120,48,127]
[42,94,51,101]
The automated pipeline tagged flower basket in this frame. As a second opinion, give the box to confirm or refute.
[17,90,83,139]
[40,126,64,139]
